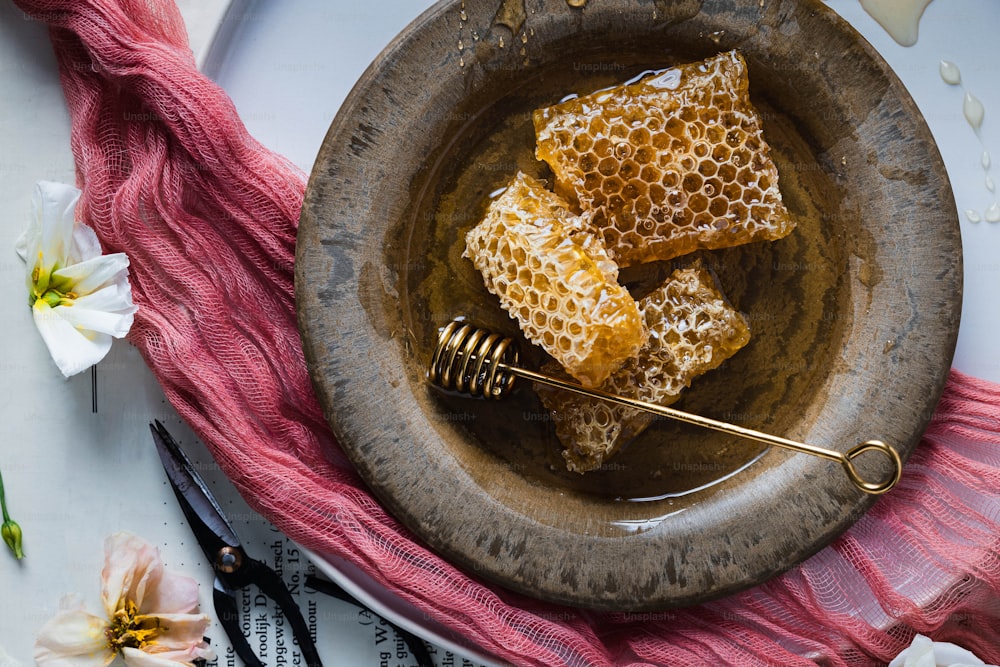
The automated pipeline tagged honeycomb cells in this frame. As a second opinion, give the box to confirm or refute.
[535,263,751,473]
[534,50,795,267]
[463,172,645,388]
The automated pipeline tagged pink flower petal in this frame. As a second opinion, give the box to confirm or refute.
[135,612,212,649]
[139,569,201,616]
[34,608,113,667]
[100,532,163,617]
[121,641,216,667]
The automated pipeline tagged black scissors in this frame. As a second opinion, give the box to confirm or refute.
[150,420,323,667]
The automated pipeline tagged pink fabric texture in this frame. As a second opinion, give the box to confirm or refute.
[18,0,1000,664]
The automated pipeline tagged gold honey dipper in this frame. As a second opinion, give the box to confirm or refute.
[427,319,903,495]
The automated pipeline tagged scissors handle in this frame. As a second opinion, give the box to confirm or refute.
[213,555,324,667]
[214,581,264,667]
[244,558,324,667]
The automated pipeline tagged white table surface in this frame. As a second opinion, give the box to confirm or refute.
[0,1,998,666]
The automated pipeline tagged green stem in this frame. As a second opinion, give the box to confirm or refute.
[0,467,10,523]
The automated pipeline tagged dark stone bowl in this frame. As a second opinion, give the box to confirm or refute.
[296,0,961,610]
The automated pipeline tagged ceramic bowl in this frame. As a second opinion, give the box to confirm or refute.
[296,0,961,610]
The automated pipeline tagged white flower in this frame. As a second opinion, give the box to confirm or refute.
[0,641,23,667]
[15,181,137,377]
[34,532,215,667]
[889,633,997,667]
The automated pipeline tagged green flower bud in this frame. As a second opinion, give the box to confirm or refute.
[0,467,24,560]
[1,520,23,560]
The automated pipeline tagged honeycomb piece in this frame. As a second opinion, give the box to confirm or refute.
[535,262,751,473]
[464,172,645,388]
[534,50,794,267]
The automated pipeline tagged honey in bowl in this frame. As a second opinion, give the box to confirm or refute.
[400,50,849,504]
[463,171,645,390]
[535,260,752,474]
[534,51,795,267]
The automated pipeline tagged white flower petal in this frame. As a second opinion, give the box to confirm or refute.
[33,181,80,269]
[69,219,104,264]
[52,253,130,296]
[33,608,113,667]
[73,281,136,312]
[927,640,988,665]
[32,302,112,377]
[14,227,30,263]
[55,301,135,339]
[889,634,992,667]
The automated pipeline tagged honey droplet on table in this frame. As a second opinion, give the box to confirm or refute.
[964,92,985,130]
[858,0,933,46]
[566,0,586,7]
[986,203,1000,223]
[939,60,961,85]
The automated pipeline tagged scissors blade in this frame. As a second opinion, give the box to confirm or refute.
[150,421,241,555]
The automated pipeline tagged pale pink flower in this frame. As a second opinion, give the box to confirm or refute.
[0,641,23,667]
[35,532,215,667]
[889,633,997,667]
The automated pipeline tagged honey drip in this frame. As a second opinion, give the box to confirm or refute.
[940,61,997,222]
[858,0,933,47]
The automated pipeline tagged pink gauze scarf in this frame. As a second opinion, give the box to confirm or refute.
[17,1,1000,665]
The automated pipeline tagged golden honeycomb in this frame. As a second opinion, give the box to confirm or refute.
[533,50,794,267]
[535,263,751,473]
[464,172,646,388]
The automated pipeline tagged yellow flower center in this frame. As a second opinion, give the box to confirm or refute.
[29,252,76,308]
[36,289,77,309]
[105,599,162,652]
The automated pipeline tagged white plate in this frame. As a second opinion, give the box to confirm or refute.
[304,549,505,667]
